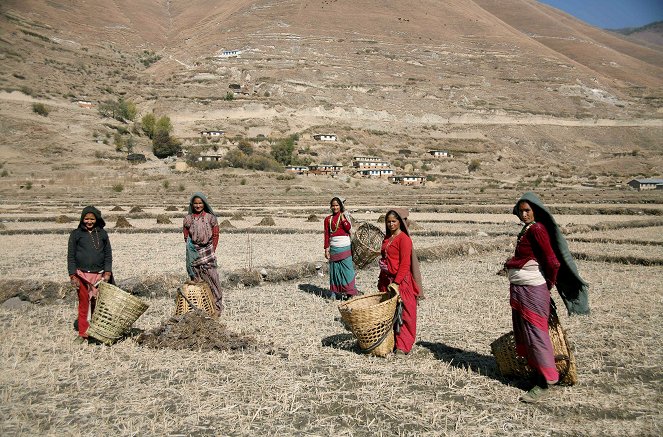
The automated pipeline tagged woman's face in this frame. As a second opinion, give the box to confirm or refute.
[330,200,341,214]
[518,201,535,225]
[385,213,401,235]
[192,197,205,213]
[83,213,97,230]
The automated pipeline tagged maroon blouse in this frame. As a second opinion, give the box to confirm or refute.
[506,222,560,289]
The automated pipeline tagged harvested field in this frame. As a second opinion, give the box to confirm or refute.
[0,204,661,435]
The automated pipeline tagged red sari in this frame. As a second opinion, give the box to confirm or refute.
[378,232,421,353]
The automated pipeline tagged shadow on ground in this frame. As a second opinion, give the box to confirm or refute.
[418,340,526,387]
[298,283,336,299]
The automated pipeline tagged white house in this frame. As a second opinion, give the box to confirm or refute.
[200,130,225,138]
[198,152,224,162]
[353,159,391,169]
[357,169,394,178]
[389,175,426,185]
[627,178,663,191]
[352,156,382,162]
[429,150,452,158]
[217,50,242,58]
[313,134,337,141]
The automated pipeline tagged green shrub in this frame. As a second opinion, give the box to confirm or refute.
[224,92,234,101]
[178,183,185,191]
[25,181,32,190]
[468,159,481,172]
[276,174,295,180]
[162,180,170,189]
[240,178,246,185]
[1,169,8,177]
[112,183,124,192]
[32,103,49,116]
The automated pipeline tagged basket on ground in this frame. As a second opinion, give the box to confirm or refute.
[86,282,149,345]
[490,313,577,385]
[351,222,385,269]
[338,290,399,357]
[175,280,217,317]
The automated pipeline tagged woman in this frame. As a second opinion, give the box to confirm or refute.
[378,208,423,355]
[183,193,223,312]
[505,192,589,403]
[67,206,113,340]
[324,197,358,300]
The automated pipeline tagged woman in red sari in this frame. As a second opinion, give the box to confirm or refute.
[377,208,423,355]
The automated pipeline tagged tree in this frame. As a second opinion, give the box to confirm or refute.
[141,113,156,138]
[152,130,181,158]
[155,115,173,134]
[118,99,137,121]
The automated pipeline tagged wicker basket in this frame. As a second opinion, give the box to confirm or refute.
[338,290,399,357]
[86,282,149,345]
[351,222,385,269]
[175,280,217,317]
[490,313,577,386]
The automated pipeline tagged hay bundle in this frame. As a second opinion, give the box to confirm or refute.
[219,219,235,229]
[128,206,143,214]
[376,214,385,223]
[0,279,67,304]
[165,205,179,211]
[55,215,73,224]
[136,312,258,352]
[156,214,172,224]
[306,214,319,222]
[256,217,275,226]
[115,216,132,228]
[111,206,125,211]
[231,212,245,220]
[406,219,423,230]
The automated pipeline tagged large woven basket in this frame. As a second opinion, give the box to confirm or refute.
[175,280,217,317]
[490,313,577,386]
[338,290,399,357]
[86,282,149,345]
[351,222,385,269]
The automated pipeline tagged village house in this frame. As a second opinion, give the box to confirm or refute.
[285,165,309,175]
[352,159,391,170]
[217,49,242,58]
[200,130,225,138]
[198,152,224,162]
[313,134,337,142]
[429,150,452,158]
[389,175,426,185]
[357,169,394,178]
[627,178,663,191]
[308,164,343,176]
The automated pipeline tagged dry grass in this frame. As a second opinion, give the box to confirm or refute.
[0,207,661,435]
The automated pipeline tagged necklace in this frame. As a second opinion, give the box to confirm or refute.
[329,213,342,233]
[517,221,535,243]
[88,228,102,251]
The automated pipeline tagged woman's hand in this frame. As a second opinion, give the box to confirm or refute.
[102,272,112,282]
[69,275,80,288]
[388,282,400,296]
[324,248,330,260]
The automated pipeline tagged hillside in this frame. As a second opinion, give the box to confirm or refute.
[0,0,661,204]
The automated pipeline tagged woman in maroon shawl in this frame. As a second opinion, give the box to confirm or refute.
[505,195,560,402]
[183,193,223,312]
[377,208,423,355]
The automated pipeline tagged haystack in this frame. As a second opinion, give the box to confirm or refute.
[165,205,179,211]
[306,214,319,222]
[231,212,245,220]
[111,205,125,211]
[136,312,258,352]
[128,206,143,214]
[376,214,385,223]
[256,217,275,226]
[156,214,172,224]
[55,215,73,224]
[219,219,235,229]
[115,216,132,228]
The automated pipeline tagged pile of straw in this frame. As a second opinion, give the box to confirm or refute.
[256,217,276,226]
[156,215,172,224]
[115,216,132,228]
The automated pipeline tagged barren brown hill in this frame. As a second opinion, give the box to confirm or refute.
[0,0,661,204]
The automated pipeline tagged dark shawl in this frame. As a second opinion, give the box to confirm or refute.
[514,192,590,315]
